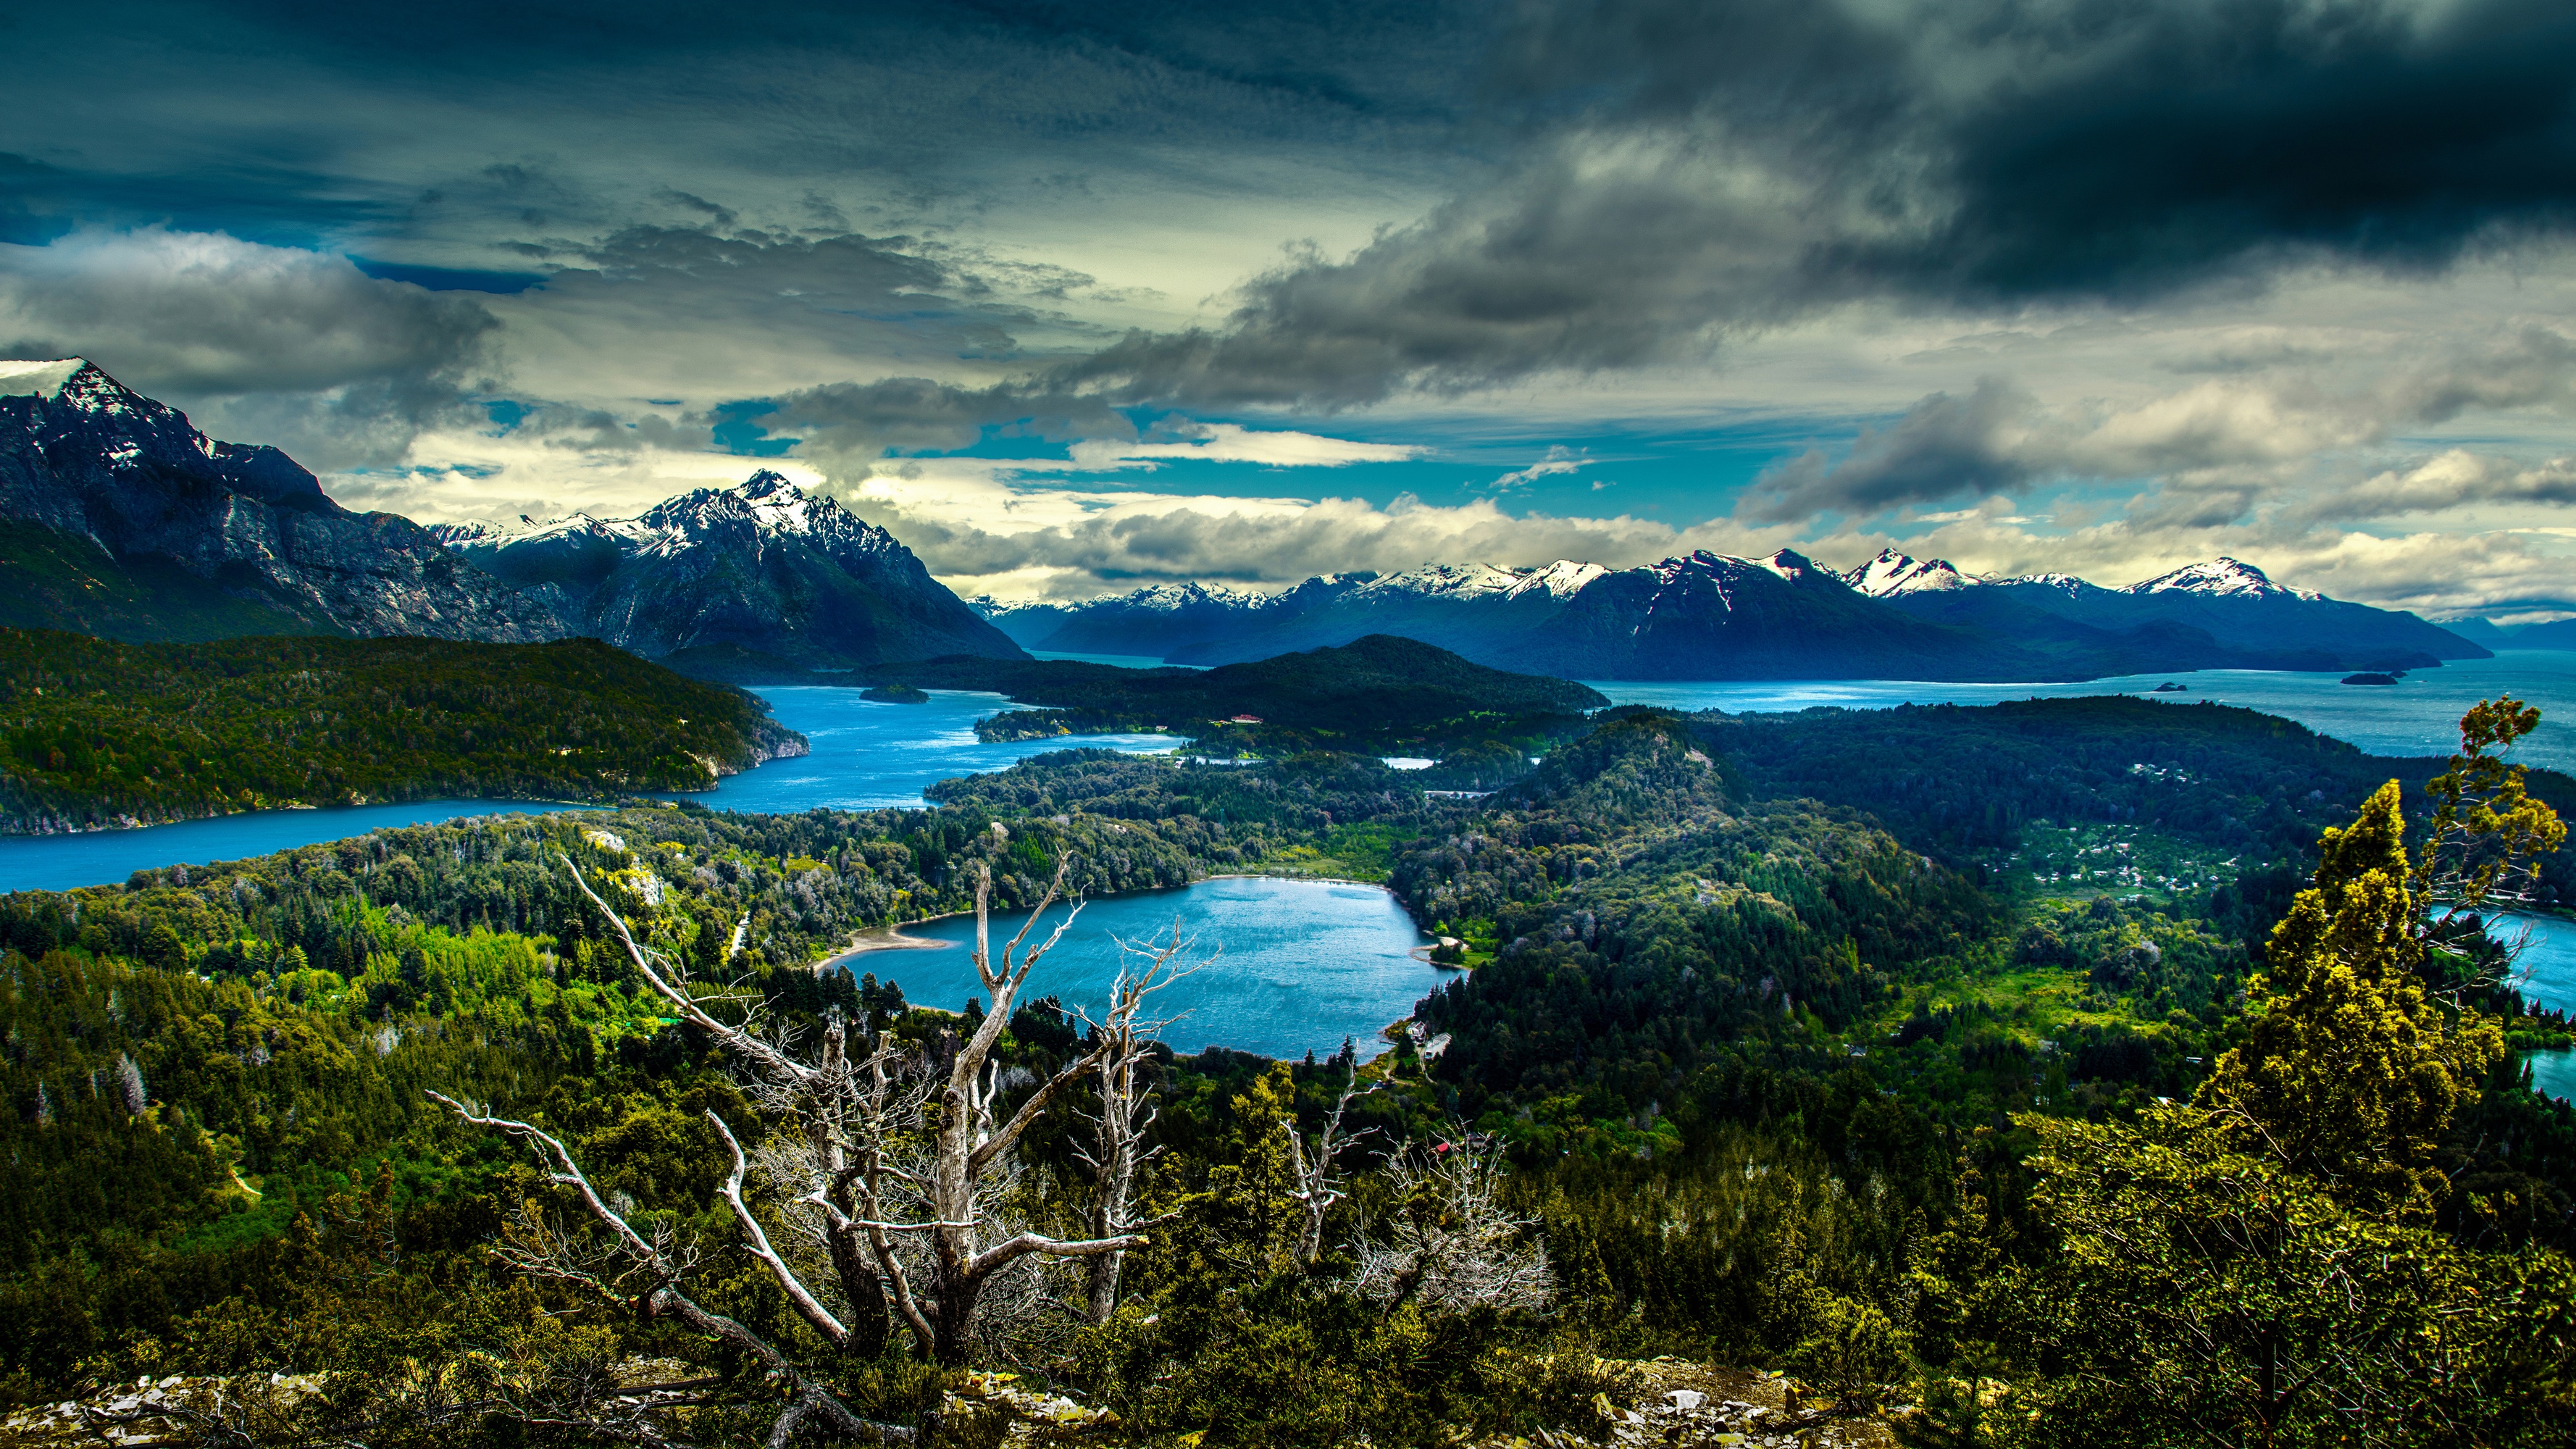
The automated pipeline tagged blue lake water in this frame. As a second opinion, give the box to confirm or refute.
[2498,912,2576,1105]
[833,875,1437,1060]
[1587,649,2576,773]
[0,798,598,894]
[0,688,1174,893]
[1029,650,1208,671]
[693,687,1174,815]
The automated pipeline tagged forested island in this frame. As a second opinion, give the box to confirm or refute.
[871,634,1606,756]
[0,693,2569,1445]
[0,630,806,834]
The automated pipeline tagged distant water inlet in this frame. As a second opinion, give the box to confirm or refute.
[828,876,1439,1061]
[0,685,1176,891]
[2500,913,2576,1105]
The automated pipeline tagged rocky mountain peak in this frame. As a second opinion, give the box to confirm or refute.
[1759,548,1823,581]
[1845,548,1981,596]
[0,359,561,642]
[440,469,1015,675]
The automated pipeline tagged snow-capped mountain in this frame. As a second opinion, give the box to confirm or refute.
[0,358,564,643]
[990,545,2485,680]
[994,548,2039,680]
[2123,557,2321,601]
[1837,548,2479,667]
[985,580,1271,653]
[441,472,1021,677]
[1843,550,1989,596]
[0,359,1013,675]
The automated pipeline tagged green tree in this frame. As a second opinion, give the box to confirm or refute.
[2198,780,2502,1211]
[2414,696,2569,925]
[2006,1104,2575,1449]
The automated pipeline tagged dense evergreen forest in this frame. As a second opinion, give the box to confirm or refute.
[0,696,2570,1445]
[0,630,804,834]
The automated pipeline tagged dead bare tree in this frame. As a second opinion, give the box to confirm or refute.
[1352,1133,1556,1314]
[428,1096,923,1445]
[438,851,1185,1445]
[1073,924,1200,1322]
[1284,1057,1381,1267]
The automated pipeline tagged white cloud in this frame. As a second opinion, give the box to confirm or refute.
[1486,445,1587,491]
[1062,422,1424,470]
[0,227,498,399]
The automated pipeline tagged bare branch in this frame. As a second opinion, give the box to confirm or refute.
[709,1111,849,1350]
[970,1229,1153,1277]
[557,856,814,1090]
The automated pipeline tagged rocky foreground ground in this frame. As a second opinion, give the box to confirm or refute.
[1,1358,1904,1448]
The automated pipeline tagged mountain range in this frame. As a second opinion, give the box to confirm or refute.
[979,548,2487,680]
[0,359,1016,675]
[1,357,2497,685]
[2438,615,2576,651]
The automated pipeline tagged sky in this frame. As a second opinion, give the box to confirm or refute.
[6,0,2576,619]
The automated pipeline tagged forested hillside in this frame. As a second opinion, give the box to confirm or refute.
[0,696,2569,1445]
[0,630,805,833]
[876,634,1605,756]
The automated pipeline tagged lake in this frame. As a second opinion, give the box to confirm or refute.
[0,687,1175,893]
[18,651,2576,893]
[1587,649,2576,773]
[830,875,1439,1060]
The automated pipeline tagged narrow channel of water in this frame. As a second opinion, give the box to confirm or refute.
[0,686,1176,892]
[690,686,1174,815]
[0,799,596,893]
[830,876,1439,1061]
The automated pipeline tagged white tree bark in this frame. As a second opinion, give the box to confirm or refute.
[1285,1058,1381,1268]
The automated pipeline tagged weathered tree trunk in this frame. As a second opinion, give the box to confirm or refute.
[1084,1043,1143,1323]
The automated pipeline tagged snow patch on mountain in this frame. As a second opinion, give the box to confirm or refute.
[2124,557,2320,601]
[1355,562,1534,602]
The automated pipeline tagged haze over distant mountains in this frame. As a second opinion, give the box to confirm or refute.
[979,548,2488,681]
[0,359,2500,685]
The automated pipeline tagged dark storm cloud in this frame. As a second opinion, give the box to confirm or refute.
[1744,380,2049,522]
[0,151,406,251]
[0,0,1479,252]
[1055,0,2576,410]
[1492,0,2576,297]
[761,377,1132,457]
